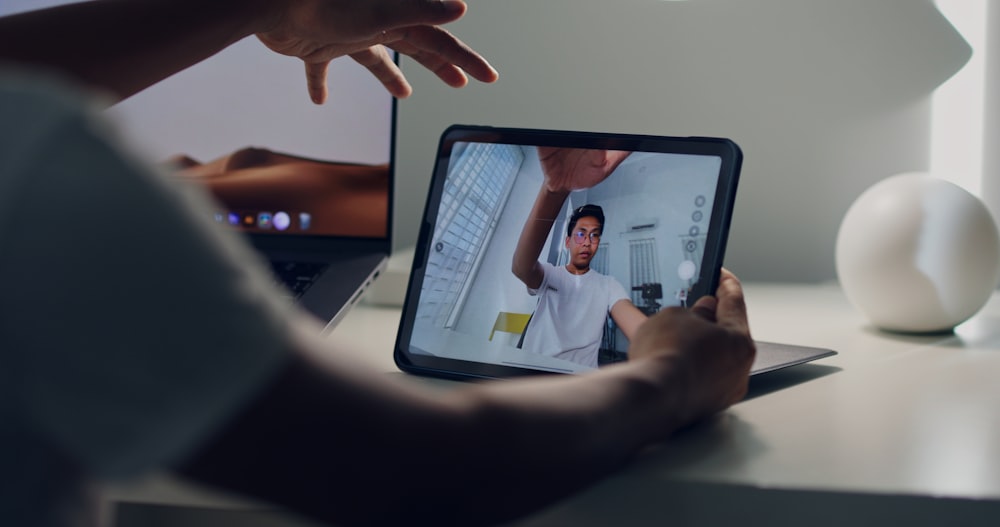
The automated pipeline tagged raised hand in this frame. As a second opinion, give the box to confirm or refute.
[255,0,498,103]
[537,147,630,193]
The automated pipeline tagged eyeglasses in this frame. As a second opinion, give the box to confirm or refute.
[571,231,602,245]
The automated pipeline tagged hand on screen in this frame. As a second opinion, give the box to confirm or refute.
[628,269,756,429]
[537,147,630,193]
[255,0,499,104]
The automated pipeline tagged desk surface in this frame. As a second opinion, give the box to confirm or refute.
[110,282,1000,526]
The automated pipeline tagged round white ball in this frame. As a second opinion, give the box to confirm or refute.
[835,173,1000,333]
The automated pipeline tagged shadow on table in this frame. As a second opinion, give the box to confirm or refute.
[861,314,1000,351]
[744,363,842,401]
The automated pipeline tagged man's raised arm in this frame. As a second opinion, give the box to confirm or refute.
[512,186,570,290]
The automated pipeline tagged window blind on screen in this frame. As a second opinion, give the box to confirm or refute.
[419,143,524,328]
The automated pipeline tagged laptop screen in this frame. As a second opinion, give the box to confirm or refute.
[3,1,395,241]
[106,41,395,240]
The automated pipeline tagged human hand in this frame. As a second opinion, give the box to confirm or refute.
[255,0,498,104]
[537,147,630,193]
[628,269,756,434]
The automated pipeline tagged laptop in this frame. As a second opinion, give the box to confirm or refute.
[393,126,836,380]
[102,39,395,332]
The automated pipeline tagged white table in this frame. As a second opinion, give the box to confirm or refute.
[110,282,1000,526]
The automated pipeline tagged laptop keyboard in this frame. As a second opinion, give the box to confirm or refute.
[270,260,329,299]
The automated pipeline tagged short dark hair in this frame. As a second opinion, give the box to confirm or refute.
[567,204,605,237]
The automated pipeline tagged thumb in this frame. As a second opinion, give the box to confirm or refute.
[380,0,467,30]
[690,295,718,322]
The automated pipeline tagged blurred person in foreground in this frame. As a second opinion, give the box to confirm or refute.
[0,1,755,526]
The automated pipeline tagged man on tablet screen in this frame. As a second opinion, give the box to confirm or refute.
[513,147,648,368]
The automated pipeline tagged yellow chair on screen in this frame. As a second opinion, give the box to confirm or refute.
[489,312,532,342]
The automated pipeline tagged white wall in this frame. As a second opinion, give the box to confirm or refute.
[984,3,1000,226]
[394,0,971,282]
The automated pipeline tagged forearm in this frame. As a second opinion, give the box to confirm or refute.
[342,365,674,525]
[178,348,681,527]
[445,362,680,521]
[0,0,269,101]
[611,300,650,344]
[512,186,569,282]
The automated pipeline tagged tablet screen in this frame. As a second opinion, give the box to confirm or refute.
[396,126,741,379]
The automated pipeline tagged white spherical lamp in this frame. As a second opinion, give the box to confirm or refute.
[835,173,1000,333]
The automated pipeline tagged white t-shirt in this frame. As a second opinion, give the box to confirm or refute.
[521,262,630,368]
[0,71,293,527]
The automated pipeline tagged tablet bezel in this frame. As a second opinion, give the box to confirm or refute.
[394,125,743,381]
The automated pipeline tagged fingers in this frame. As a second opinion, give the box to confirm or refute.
[689,295,718,322]
[604,150,631,174]
[714,268,751,338]
[265,0,496,102]
[305,25,497,102]
[687,269,750,336]
[304,61,330,104]
[387,26,498,85]
[306,47,410,104]
[350,47,413,98]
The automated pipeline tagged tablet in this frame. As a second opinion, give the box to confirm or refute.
[394,125,742,379]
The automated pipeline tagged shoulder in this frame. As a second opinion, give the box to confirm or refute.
[529,262,566,294]
[539,261,561,276]
[594,271,629,296]
[0,67,106,130]
[0,68,112,186]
